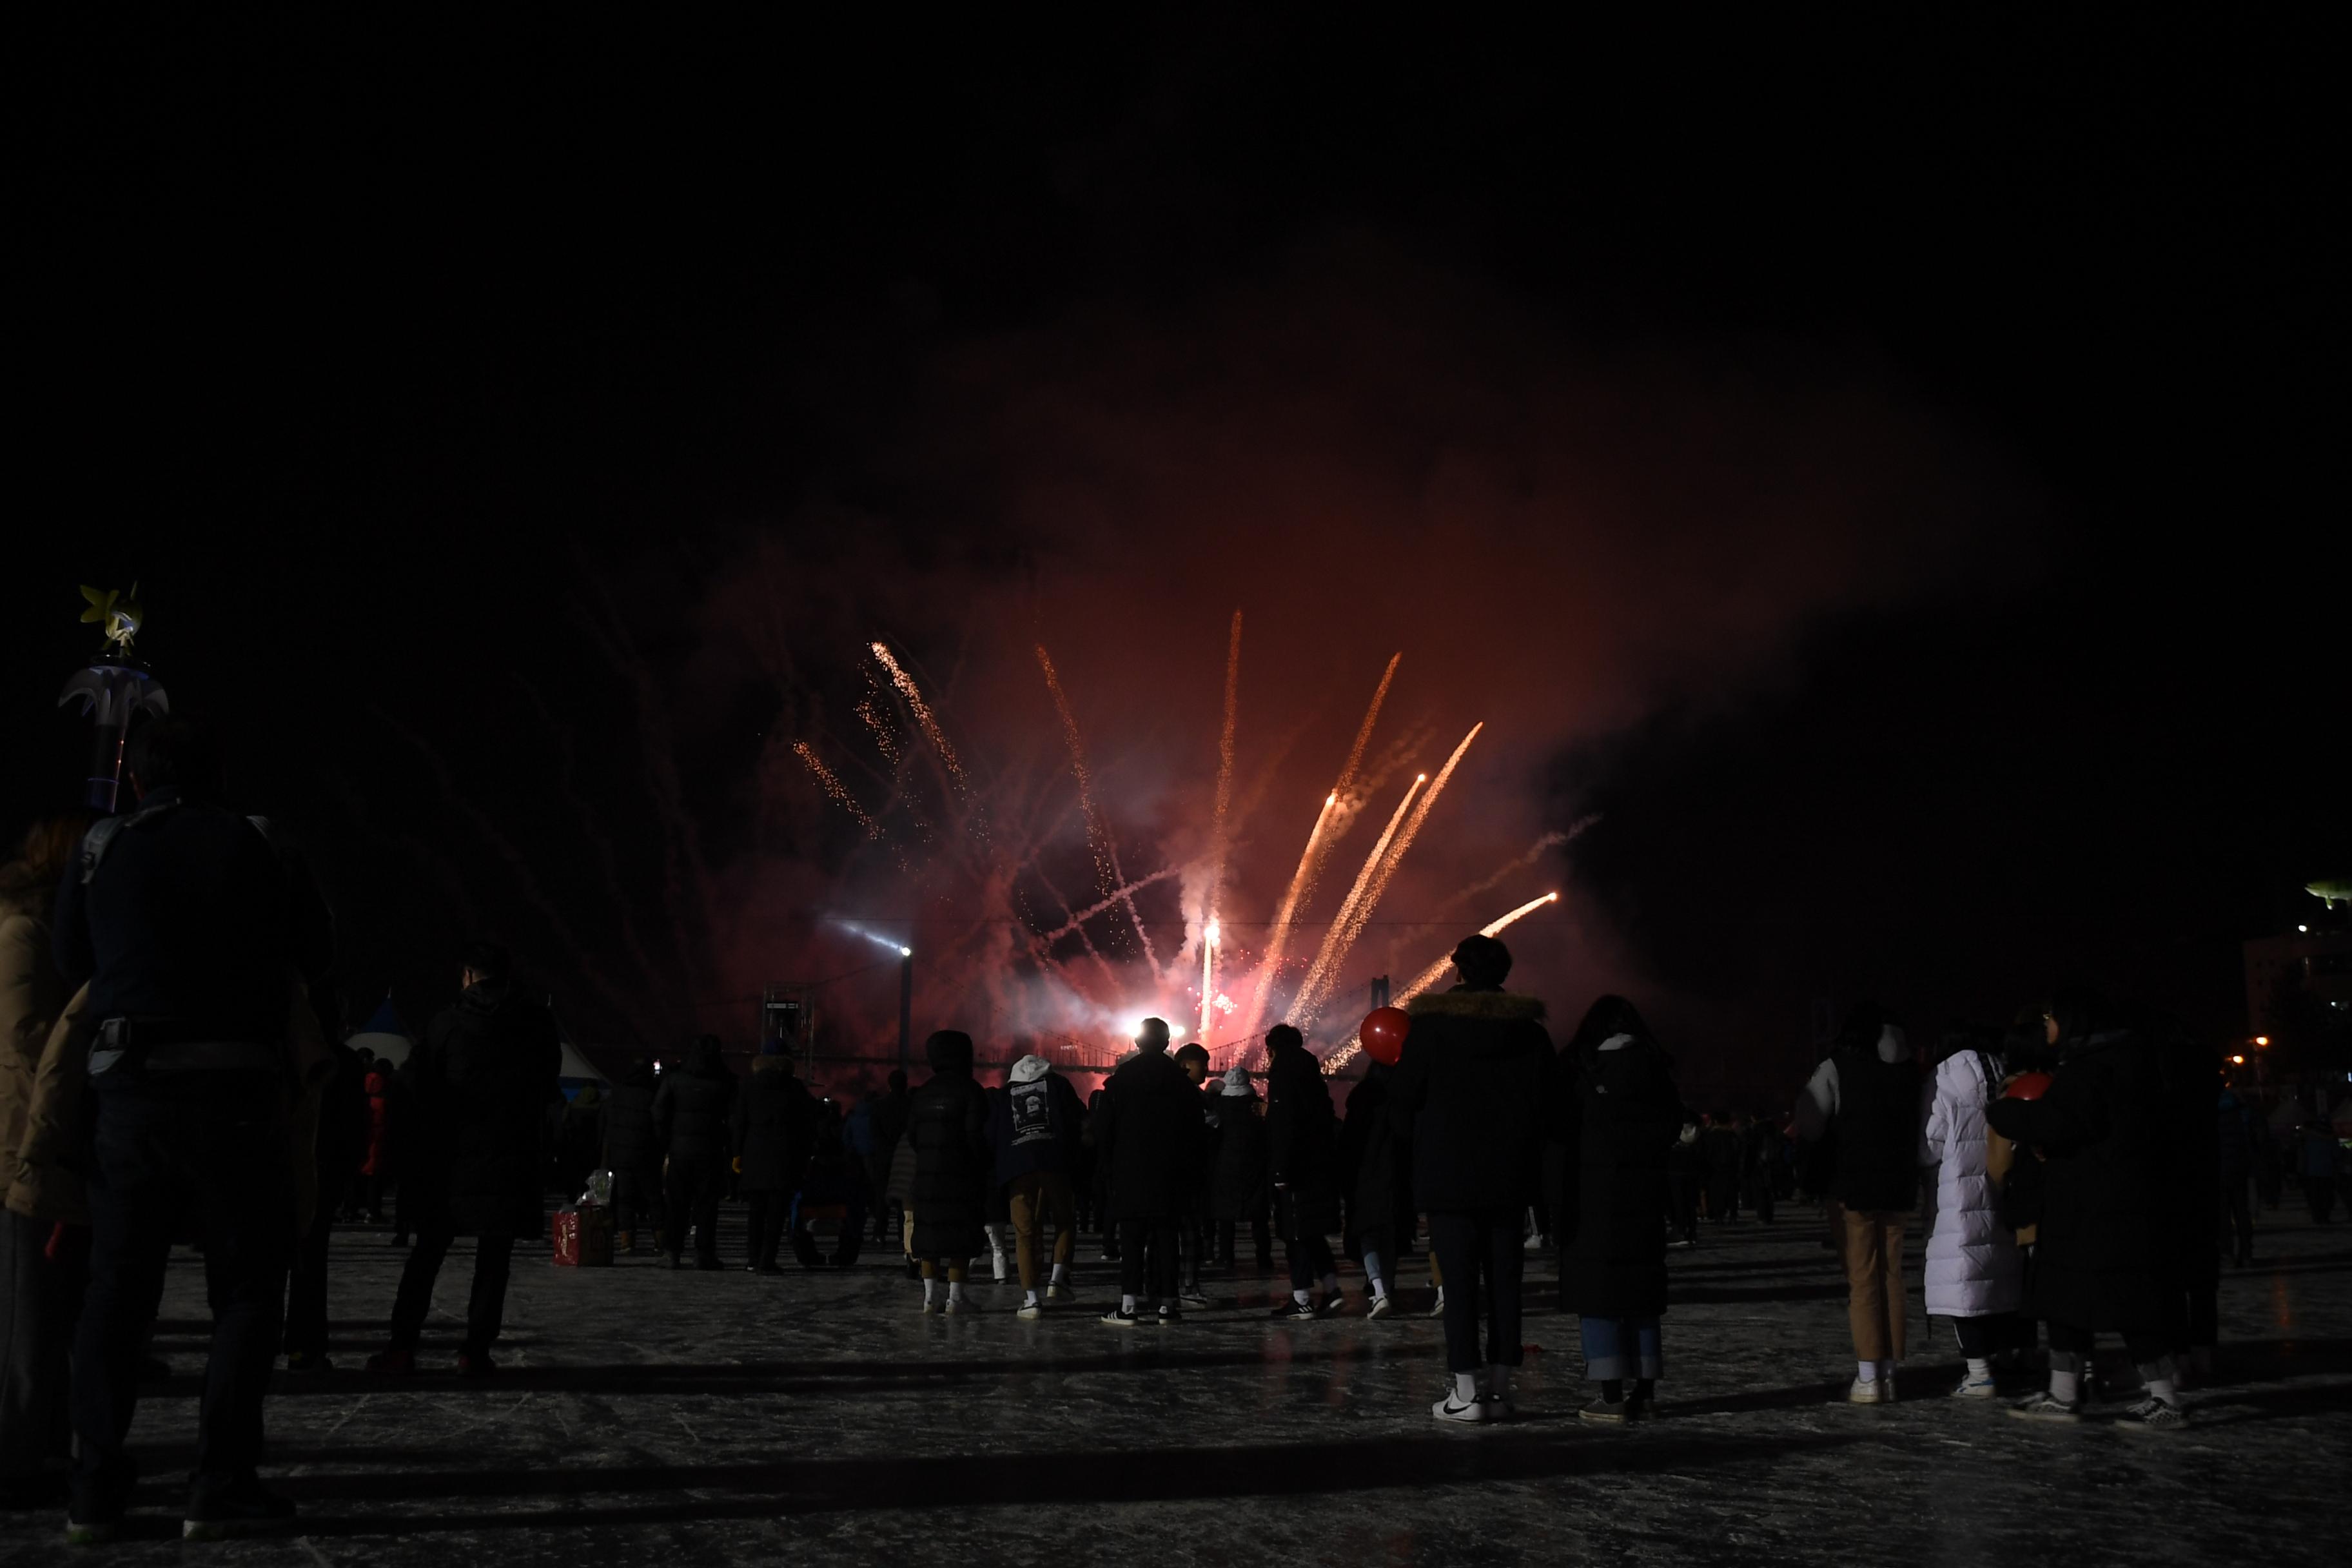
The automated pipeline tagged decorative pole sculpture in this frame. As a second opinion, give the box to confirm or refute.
[59,583,168,813]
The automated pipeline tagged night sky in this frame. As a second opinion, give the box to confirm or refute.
[11,15,2341,1095]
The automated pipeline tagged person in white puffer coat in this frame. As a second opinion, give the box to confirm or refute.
[1922,1037,2023,1397]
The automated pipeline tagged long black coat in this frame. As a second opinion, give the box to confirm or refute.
[733,1058,819,1194]
[1389,987,1555,1213]
[1558,1038,1685,1319]
[409,981,562,1237]
[1265,1039,1342,1239]
[1209,1089,1271,1222]
[906,1067,992,1258]
[653,1044,738,1166]
[1093,1048,1208,1220]
[1985,1030,2181,1337]
[1340,1067,1414,1251]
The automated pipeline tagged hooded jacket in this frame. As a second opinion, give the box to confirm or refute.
[906,1032,992,1257]
[734,1055,819,1194]
[1340,1064,1413,1248]
[1093,1046,1208,1220]
[1210,1072,1271,1222]
[1558,1031,1683,1318]
[409,979,563,1236]
[1985,1029,2180,1335]
[1264,1035,1342,1238]
[1389,986,1555,1212]
[1922,1048,2023,1318]
[989,1055,1085,1181]
[653,1039,738,1166]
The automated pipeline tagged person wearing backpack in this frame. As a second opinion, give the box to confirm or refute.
[1795,1002,1920,1403]
[1922,1026,2021,1397]
[989,1054,1085,1317]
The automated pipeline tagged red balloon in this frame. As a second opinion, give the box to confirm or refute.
[1361,1006,1411,1066]
[2003,1070,2053,1101]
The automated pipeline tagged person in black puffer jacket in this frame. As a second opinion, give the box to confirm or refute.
[1264,1023,1344,1319]
[1340,1059,1414,1315]
[1092,1019,1209,1322]
[1794,1001,1920,1401]
[733,1045,819,1274]
[1988,995,2191,1429]
[654,1035,738,1270]
[601,1059,660,1253]
[906,1029,992,1311]
[1389,934,1555,1422]
[1210,1066,1273,1269]
[371,943,562,1377]
[1554,995,1685,1421]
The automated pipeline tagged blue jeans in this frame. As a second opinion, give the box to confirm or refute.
[1579,1315,1663,1381]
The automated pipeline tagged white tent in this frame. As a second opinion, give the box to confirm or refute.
[347,995,412,1067]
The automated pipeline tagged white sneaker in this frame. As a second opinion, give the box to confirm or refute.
[1845,1378,1890,1404]
[1017,1301,1043,1320]
[1367,1293,1394,1319]
[1426,1289,1446,1318]
[1950,1373,1998,1399]
[944,1297,978,1315]
[1046,1282,1072,1302]
[920,1298,943,1315]
[1431,1394,1486,1424]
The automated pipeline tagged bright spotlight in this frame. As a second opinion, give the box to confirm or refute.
[2230,1054,2246,1065]
[1205,919,1221,945]
[900,946,913,957]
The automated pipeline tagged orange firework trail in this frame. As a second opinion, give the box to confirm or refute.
[870,642,975,802]
[1298,721,1483,1024]
[1235,790,1337,1044]
[856,696,901,765]
[793,741,882,838]
[1036,643,1162,978]
[1322,890,1558,1072]
[1288,774,1426,1025]
[1238,655,1402,1044]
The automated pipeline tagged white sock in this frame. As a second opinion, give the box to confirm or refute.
[923,1278,938,1303]
[2137,1364,2177,1406]
[2050,1368,2082,1404]
[1370,1278,1389,1300]
[1486,1364,1511,1398]
[1293,1288,1312,1307]
[1966,1357,1991,1380]
[1452,1372,1478,1403]
[1050,1263,1069,1284]
[1856,1361,1879,1383]
[1121,1293,1137,1314]
[1024,1289,1039,1307]
[948,1280,965,1303]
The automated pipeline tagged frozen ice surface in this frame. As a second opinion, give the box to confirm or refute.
[5,1204,2346,1565]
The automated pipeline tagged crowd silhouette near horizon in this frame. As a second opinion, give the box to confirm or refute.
[3,716,2345,1544]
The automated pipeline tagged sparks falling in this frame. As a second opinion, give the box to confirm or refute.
[870,641,976,807]
[1036,642,1161,977]
[792,741,883,838]
[1288,773,1427,1027]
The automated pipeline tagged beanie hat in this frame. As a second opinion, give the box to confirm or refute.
[1008,1054,1051,1084]
[1221,1066,1253,1097]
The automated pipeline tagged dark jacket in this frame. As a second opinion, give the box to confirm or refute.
[1264,1038,1343,1238]
[1986,1030,2180,1335]
[1831,1047,1921,1213]
[906,1036,992,1257]
[1389,987,1555,1213]
[603,1063,659,1172]
[409,980,562,1236]
[313,1039,371,1200]
[990,1065,1086,1181]
[1210,1086,1271,1222]
[653,1041,738,1166]
[1558,1037,1685,1318]
[1340,1065,1414,1250]
[734,1056,820,1194]
[54,789,316,1048]
[1093,1047,1208,1220]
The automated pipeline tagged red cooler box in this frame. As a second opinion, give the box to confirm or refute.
[553,1205,612,1267]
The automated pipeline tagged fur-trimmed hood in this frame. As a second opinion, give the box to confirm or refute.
[1405,989,1547,1023]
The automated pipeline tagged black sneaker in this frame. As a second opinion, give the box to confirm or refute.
[1272,1298,1317,1321]
[1315,1293,1345,1317]
[1101,1306,1143,1327]
[1158,1304,1184,1326]
[182,1478,296,1542]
